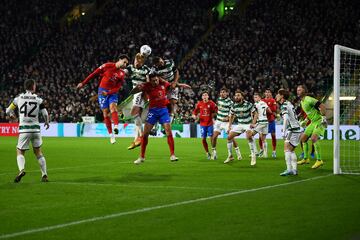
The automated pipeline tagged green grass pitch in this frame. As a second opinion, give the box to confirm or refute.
[0,137,359,240]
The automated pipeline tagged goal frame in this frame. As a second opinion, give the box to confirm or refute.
[333,44,360,174]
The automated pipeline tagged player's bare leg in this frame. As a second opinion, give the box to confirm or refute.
[169,99,178,123]
[109,103,119,134]
[14,149,26,183]
[163,123,178,161]
[202,137,210,159]
[33,147,48,182]
[128,106,143,150]
[102,108,115,144]
[247,130,257,166]
[134,122,152,164]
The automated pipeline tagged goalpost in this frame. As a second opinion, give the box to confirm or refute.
[333,45,360,174]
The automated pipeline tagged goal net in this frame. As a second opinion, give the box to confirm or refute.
[333,45,360,174]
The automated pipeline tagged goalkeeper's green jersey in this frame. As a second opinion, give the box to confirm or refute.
[301,96,322,122]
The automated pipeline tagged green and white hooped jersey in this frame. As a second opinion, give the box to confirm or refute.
[254,100,269,124]
[13,91,44,133]
[126,64,151,88]
[280,101,301,132]
[230,100,254,124]
[156,59,176,82]
[216,97,233,122]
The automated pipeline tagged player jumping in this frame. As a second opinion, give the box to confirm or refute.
[125,53,151,150]
[6,79,50,182]
[131,72,190,164]
[77,55,129,144]
[276,89,301,176]
[296,85,327,169]
[192,91,218,160]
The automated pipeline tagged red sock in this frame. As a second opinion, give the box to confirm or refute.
[141,136,148,158]
[259,138,263,150]
[271,134,277,151]
[104,116,112,134]
[111,111,119,126]
[202,138,209,153]
[167,134,175,155]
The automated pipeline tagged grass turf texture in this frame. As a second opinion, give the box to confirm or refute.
[0,137,359,240]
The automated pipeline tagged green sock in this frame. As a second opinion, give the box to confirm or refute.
[314,142,322,160]
[303,141,309,159]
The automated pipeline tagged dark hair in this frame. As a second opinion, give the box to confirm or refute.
[235,89,243,96]
[24,79,35,91]
[201,90,209,96]
[152,56,162,66]
[253,92,261,97]
[265,88,272,93]
[297,84,308,93]
[278,88,290,100]
[119,54,130,61]
[148,69,159,78]
[220,87,228,92]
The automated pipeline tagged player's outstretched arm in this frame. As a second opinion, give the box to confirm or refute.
[77,66,102,89]
[130,85,143,95]
[177,83,191,89]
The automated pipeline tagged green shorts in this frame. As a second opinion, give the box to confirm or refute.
[304,120,325,138]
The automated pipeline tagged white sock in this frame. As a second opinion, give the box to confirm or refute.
[285,151,292,171]
[17,155,25,171]
[248,141,256,155]
[291,152,298,172]
[227,141,233,156]
[264,141,268,155]
[37,155,47,176]
[235,147,241,158]
[134,116,142,140]
[170,115,174,123]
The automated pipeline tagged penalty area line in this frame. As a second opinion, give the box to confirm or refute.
[0,174,332,239]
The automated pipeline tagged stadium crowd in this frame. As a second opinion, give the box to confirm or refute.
[1,0,359,123]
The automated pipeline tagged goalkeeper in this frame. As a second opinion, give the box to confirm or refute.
[296,85,327,169]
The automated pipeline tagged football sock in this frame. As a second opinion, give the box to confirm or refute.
[17,155,25,172]
[134,115,142,141]
[314,142,322,160]
[202,138,209,153]
[227,141,233,156]
[303,141,309,159]
[235,146,241,157]
[111,111,119,126]
[264,141,268,155]
[290,152,297,171]
[104,116,112,134]
[37,155,47,176]
[167,134,175,155]
[285,151,292,171]
[140,135,148,158]
[248,140,257,155]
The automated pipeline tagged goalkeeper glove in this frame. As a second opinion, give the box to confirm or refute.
[321,116,328,128]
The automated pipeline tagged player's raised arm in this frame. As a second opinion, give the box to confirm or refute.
[76,63,108,89]
[130,83,144,95]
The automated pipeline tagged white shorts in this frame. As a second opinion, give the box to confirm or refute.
[167,87,179,101]
[17,132,43,150]
[132,92,146,108]
[230,124,251,134]
[253,123,269,135]
[214,120,228,133]
[285,131,301,147]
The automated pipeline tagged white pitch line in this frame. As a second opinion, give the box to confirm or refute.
[0,174,332,239]
[50,181,238,192]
